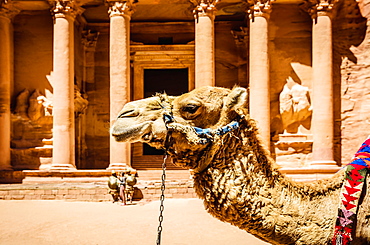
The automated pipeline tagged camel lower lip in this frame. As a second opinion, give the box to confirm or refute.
[142,133,151,141]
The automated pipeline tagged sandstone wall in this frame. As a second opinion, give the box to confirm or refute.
[215,21,245,88]
[85,29,110,169]
[7,1,370,170]
[13,11,53,103]
[337,0,370,164]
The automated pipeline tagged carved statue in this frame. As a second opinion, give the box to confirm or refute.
[28,90,47,121]
[14,89,30,118]
[74,85,88,117]
[111,86,369,245]
[14,89,52,121]
[279,76,312,133]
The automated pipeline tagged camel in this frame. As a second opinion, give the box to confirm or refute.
[111,86,370,245]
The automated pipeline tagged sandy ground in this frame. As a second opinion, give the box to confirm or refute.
[0,198,270,245]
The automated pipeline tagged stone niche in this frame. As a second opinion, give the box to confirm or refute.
[273,77,313,168]
[11,89,53,170]
[130,43,195,169]
[11,88,88,170]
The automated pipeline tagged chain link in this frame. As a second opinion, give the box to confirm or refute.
[156,153,167,245]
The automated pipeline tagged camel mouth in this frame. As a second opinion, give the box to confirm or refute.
[142,133,164,144]
[111,122,151,143]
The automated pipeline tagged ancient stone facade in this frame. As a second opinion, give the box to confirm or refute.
[0,0,369,179]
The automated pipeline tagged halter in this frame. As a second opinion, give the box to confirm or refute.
[158,94,175,150]
[157,94,243,174]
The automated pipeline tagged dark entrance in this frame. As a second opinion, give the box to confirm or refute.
[133,68,188,169]
[143,69,188,156]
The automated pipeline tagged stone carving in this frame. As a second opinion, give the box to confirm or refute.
[279,76,312,133]
[14,89,30,118]
[81,30,99,48]
[191,0,219,19]
[14,89,52,120]
[107,0,137,17]
[28,90,53,121]
[300,0,338,18]
[246,0,274,18]
[15,87,87,119]
[74,85,88,117]
[50,0,84,19]
[0,0,20,19]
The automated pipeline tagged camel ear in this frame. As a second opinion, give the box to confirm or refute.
[223,87,248,113]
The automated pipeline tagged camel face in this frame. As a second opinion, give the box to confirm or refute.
[111,86,248,169]
[172,86,230,129]
[111,96,174,149]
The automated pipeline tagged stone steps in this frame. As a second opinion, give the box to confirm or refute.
[0,170,196,202]
[0,181,196,202]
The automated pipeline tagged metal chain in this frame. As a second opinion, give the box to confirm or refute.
[156,152,167,245]
[156,99,173,245]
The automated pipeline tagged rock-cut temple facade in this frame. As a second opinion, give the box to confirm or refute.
[0,0,370,181]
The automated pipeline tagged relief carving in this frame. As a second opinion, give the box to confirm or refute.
[191,0,219,19]
[50,0,84,19]
[74,85,88,117]
[279,76,312,134]
[28,90,53,121]
[246,0,274,18]
[14,89,30,118]
[0,0,20,19]
[107,0,137,18]
[15,87,87,120]
[300,0,338,18]
[81,30,99,49]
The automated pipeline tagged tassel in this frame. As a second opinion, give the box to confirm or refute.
[336,233,342,245]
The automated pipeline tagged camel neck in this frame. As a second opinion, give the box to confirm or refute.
[192,121,343,245]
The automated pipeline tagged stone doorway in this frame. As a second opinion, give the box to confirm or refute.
[131,44,195,170]
[142,68,189,157]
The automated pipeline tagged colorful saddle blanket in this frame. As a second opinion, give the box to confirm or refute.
[332,137,370,245]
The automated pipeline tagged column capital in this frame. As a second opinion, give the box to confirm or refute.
[49,0,84,19]
[81,30,99,50]
[106,0,137,18]
[246,0,274,19]
[231,27,248,46]
[190,0,219,20]
[301,0,338,19]
[0,0,20,20]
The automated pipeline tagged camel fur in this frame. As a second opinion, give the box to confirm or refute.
[111,86,370,245]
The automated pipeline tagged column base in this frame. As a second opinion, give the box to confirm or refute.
[50,164,76,171]
[107,163,129,171]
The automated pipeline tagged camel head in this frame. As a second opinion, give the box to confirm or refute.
[111,86,248,170]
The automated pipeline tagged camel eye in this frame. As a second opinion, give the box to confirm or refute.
[118,109,138,118]
[182,104,199,114]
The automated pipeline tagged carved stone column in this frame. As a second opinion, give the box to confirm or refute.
[0,2,19,170]
[107,0,135,170]
[50,0,82,170]
[247,0,272,149]
[308,0,337,166]
[192,0,218,88]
